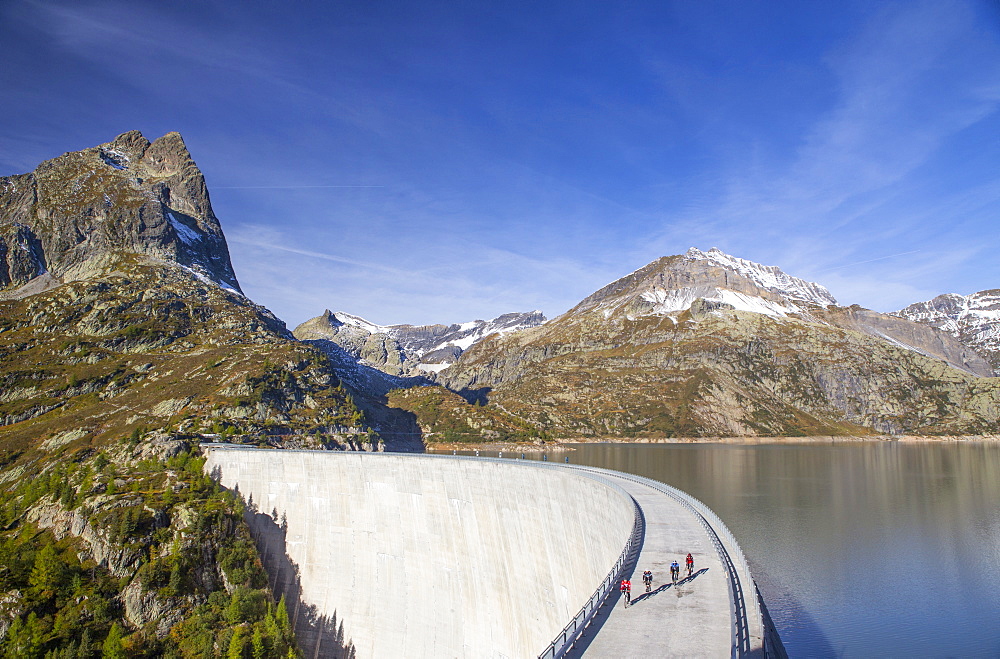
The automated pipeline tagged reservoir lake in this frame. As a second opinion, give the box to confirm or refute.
[438,441,1000,657]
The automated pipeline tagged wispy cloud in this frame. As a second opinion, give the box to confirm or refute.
[817,250,921,273]
[226,220,615,326]
[227,225,407,275]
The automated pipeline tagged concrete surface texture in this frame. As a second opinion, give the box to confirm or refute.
[566,469,734,658]
[203,449,636,658]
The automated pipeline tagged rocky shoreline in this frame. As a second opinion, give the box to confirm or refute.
[424,434,1000,452]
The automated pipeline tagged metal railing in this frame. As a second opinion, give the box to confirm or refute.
[536,488,642,659]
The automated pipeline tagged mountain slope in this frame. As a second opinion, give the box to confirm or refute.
[0,258,369,451]
[896,290,1000,372]
[439,249,1000,437]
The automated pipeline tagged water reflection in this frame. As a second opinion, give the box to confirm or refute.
[440,442,1000,657]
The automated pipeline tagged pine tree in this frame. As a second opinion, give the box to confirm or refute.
[79,628,92,658]
[251,627,265,659]
[227,626,246,659]
[29,543,65,600]
[101,622,126,659]
[168,562,183,595]
[275,595,290,631]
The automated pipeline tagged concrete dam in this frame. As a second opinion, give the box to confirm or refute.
[203,446,780,658]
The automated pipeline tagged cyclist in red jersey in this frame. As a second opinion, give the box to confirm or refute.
[620,578,632,606]
[686,553,694,577]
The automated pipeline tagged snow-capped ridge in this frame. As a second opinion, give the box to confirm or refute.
[582,247,835,322]
[895,289,1000,370]
[294,309,546,379]
[685,247,837,307]
[329,311,391,335]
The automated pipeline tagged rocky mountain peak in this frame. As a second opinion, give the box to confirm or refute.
[1,130,241,297]
[572,248,836,322]
[437,253,1000,437]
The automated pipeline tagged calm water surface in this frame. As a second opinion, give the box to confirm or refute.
[443,442,1000,657]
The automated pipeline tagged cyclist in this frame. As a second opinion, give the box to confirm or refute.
[620,578,631,606]
[686,553,694,577]
[642,570,653,592]
[670,561,680,583]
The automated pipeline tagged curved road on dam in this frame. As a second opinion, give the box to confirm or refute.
[557,466,761,658]
[202,446,773,658]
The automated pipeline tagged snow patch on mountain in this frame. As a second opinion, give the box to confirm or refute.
[331,312,391,335]
[167,211,202,245]
[686,247,837,307]
[327,311,543,354]
[297,310,546,377]
[152,259,242,297]
[443,334,482,351]
[640,286,799,318]
[416,362,452,373]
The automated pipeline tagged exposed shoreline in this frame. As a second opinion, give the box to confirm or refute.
[424,434,1000,452]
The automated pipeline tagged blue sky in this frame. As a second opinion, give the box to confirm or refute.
[2,1,999,327]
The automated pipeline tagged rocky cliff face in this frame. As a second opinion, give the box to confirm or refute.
[895,290,1000,372]
[813,304,993,377]
[438,249,1000,437]
[0,130,240,295]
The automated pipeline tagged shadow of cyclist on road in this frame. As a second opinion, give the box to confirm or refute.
[630,568,709,605]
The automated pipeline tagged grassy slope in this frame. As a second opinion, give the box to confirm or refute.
[0,257,367,455]
[386,385,549,444]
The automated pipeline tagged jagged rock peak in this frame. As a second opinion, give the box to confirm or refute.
[897,290,1000,325]
[0,130,241,295]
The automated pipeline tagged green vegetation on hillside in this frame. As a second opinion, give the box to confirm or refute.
[0,133,378,656]
[0,444,297,658]
[386,385,549,443]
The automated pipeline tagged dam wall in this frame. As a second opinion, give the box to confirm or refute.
[203,448,636,659]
